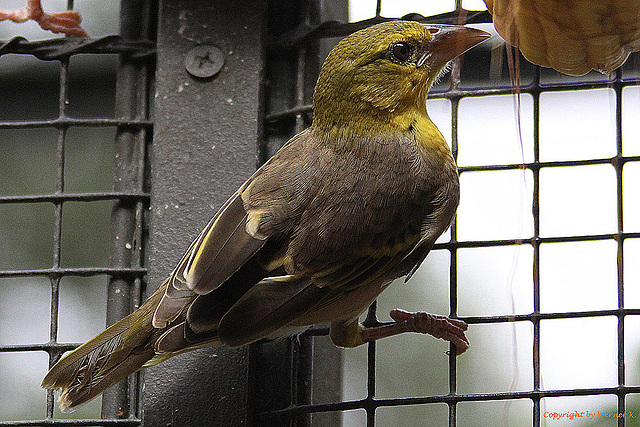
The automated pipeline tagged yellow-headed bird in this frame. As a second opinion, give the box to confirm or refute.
[42,21,489,411]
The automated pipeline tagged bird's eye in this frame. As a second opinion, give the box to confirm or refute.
[391,42,411,62]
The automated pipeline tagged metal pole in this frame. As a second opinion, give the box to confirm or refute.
[143,1,267,424]
[102,0,153,418]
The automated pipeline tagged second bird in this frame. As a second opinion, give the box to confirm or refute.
[42,20,490,411]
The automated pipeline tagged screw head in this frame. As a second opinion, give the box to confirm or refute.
[184,45,224,78]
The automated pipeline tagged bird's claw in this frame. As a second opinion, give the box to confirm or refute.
[0,1,88,38]
[37,11,88,37]
[360,308,470,355]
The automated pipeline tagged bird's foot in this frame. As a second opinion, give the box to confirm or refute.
[0,0,88,37]
[37,10,88,37]
[360,308,470,355]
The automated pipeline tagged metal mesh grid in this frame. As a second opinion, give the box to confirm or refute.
[259,1,640,426]
[0,0,155,425]
[2,0,639,425]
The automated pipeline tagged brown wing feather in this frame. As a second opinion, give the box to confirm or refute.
[183,192,266,293]
[152,193,266,328]
[155,126,456,361]
[217,128,459,344]
[152,275,198,328]
[217,275,329,347]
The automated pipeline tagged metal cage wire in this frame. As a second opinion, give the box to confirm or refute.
[1,0,639,426]
[0,0,155,425]
[258,1,640,426]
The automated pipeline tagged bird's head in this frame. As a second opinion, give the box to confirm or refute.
[312,21,490,134]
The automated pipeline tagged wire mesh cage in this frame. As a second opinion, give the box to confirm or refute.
[260,2,640,426]
[1,0,639,426]
[0,0,154,424]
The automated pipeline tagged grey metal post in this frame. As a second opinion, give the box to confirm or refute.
[143,0,267,425]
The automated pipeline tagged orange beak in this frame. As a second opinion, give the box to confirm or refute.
[418,24,491,70]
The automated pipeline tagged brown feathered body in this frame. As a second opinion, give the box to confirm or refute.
[42,114,459,411]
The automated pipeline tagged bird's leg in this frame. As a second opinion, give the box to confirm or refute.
[0,0,88,37]
[330,319,366,348]
[360,308,470,355]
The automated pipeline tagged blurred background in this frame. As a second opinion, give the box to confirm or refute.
[1,0,639,426]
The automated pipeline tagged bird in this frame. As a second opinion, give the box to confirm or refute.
[484,0,640,75]
[0,0,88,37]
[41,20,490,412]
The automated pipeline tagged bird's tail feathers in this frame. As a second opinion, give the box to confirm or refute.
[41,284,166,412]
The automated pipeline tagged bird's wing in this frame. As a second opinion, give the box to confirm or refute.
[151,192,268,328]
[173,242,410,349]
[152,131,318,329]
[216,274,327,347]
[181,191,266,293]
